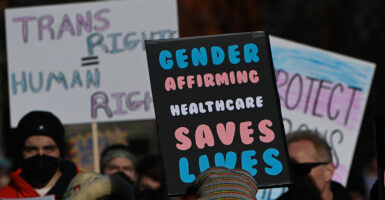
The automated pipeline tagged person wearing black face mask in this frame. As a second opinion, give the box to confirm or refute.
[0,111,80,200]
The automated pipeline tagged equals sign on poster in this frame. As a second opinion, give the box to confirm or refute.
[81,56,99,66]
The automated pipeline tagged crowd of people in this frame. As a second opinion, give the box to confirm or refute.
[0,110,382,199]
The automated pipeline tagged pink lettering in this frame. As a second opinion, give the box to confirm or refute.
[13,16,36,43]
[76,11,92,35]
[187,75,195,88]
[203,73,215,87]
[258,119,275,143]
[240,121,254,144]
[249,70,259,83]
[165,77,176,91]
[175,127,192,151]
[94,8,110,31]
[216,121,236,145]
[195,124,215,149]
[57,14,75,39]
[177,76,185,89]
[38,15,54,41]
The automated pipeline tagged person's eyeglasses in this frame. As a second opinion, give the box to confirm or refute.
[291,161,330,175]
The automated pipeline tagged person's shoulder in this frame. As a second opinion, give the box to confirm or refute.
[60,160,81,173]
[331,181,352,200]
[0,184,21,198]
[1,170,40,197]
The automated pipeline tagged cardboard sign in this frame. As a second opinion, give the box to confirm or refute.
[5,0,178,127]
[145,32,291,195]
[256,36,376,200]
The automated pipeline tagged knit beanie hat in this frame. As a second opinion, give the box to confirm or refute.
[194,167,258,200]
[100,144,137,173]
[17,111,65,157]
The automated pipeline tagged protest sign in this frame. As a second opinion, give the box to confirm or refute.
[145,32,291,195]
[0,196,54,200]
[66,127,130,171]
[65,121,153,171]
[5,0,178,127]
[257,36,376,200]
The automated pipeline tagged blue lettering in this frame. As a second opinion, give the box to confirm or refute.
[108,33,124,54]
[214,151,236,169]
[244,43,259,63]
[179,157,195,183]
[241,150,257,176]
[191,47,208,67]
[46,72,68,91]
[71,71,83,88]
[124,32,139,50]
[228,45,240,64]
[29,72,43,93]
[11,72,27,95]
[159,50,173,70]
[87,33,109,55]
[86,68,100,88]
[263,148,283,175]
[176,49,188,69]
[199,154,210,172]
[211,46,225,65]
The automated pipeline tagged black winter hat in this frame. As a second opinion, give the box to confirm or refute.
[17,111,65,157]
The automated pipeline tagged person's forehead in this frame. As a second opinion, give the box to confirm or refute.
[24,135,57,146]
[288,139,319,162]
[107,157,134,166]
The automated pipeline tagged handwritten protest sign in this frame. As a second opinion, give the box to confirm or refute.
[257,36,376,200]
[145,32,291,195]
[66,127,130,171]
[5,0,178,127]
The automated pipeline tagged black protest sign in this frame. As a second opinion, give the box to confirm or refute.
[145,32,291,196]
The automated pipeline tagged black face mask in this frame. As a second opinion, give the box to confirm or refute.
[21,155,60,186]
[112,171,134,185]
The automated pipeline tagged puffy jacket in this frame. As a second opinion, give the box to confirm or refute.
[0,160,79,200]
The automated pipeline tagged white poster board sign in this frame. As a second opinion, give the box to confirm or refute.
[0,196,54,200]
[257,36,375,199]
[5,0,178,127]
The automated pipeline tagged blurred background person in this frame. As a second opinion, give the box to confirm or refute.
[278,130,352,200]
[100,144,138,184]
[0,111,79,199]
[135,155,167,200]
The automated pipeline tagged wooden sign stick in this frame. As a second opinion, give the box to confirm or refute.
[92,122,100,173]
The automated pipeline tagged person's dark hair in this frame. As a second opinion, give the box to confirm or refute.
[137,155,164,183]
[287,130,332,163]
[135,155,167,200]
[100,144,137,173]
